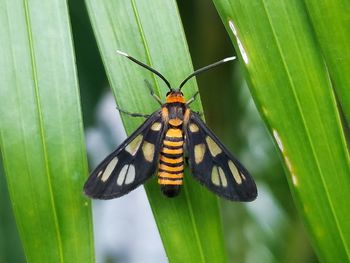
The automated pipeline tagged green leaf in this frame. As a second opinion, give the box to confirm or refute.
[0,160,25,263]
[84,0,226,261]
[0,0,94,262]
[303,1,350,125]
[212,0,350,262]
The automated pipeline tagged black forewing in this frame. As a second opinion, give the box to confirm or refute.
[84,110,166,199]
[184,112,257,201]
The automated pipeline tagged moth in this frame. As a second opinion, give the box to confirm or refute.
[84,51,257,201]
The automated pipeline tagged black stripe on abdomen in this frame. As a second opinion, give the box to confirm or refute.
[158,127,184,186]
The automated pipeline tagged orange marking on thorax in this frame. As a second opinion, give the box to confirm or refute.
[161,107,169,123]
[183,108,191,125]
[166,93,186,103]
[168,118,183,126]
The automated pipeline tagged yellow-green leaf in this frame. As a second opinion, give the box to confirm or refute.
[84,0,226,261]
[0,0,94,262]
[213,0,350,262]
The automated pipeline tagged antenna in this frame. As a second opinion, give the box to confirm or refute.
[178,56,236,91]
[117,50,172,91]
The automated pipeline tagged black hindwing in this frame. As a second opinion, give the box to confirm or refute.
[185,112,257,201]
[84,110,167,199]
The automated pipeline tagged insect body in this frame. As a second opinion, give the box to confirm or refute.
[157,98,186,197]
[84,51,257,201]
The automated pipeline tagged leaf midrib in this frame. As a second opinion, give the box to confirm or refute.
[23,0,64,261]
[129,0,206,261]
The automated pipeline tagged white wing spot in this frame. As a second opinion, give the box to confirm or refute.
[116,164,135,186]
[211,166,220,186]
[206,136,222,157]
[126,135,143,156]
[117,165,128,186]
[151,122,162,131]
[194,143,206,164]
[189,123,199,132]
[228,160,242,184]
[125,164,136,184]
[142,141,155,162]
[219,167,227,187]
[211,166,227,187]
[101,157,118,182]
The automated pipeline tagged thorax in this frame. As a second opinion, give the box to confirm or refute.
[162,102,189,128]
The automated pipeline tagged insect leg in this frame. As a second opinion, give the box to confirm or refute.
[186,91,199,106]
[144,79,162,105]
[116,106,150,118]
[195,111,204,118]
[184,156,189,166]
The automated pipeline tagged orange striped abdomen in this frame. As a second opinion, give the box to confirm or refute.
[158,126,184,197]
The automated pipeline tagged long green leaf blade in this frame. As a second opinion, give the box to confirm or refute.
[212,1,350,262]
[0,0,94,262]
[85,0,226,261]
[303,1,350,125]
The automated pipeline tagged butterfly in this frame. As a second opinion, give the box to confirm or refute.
[84,51,257,201]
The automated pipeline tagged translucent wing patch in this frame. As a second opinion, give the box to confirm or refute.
[84,110,166,199]
[185,112,257,201]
